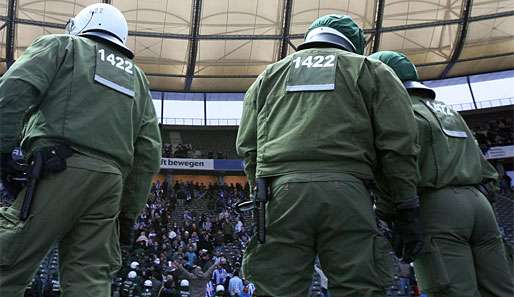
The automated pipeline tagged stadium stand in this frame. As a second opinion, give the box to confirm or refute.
[496,194,514,244]
[461,107,514,150]
[162,128,238,159]
[1,108,511,297]
[3,173,511,296]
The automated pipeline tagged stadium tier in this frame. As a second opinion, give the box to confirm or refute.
[0,1,513,297]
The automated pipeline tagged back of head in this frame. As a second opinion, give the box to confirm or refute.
[298,14,365,55]
[65,3,133,58]
[368,50,435,99]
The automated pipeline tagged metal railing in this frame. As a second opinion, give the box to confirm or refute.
[161,98,513,126]
[162,117,240,126]
[450,97,514,111]
[476,97,514,109]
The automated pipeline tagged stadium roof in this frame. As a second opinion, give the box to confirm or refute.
[0,0,513,92]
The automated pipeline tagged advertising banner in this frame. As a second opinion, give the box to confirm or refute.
[214,159,245,171]
[160,158,245,171]
[484,145,514,160]
[160,158,214,170]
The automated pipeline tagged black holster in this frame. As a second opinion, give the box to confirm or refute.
[19,145,73,221]
[254,178,270,244]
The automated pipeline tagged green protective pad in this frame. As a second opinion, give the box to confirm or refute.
[420,99,468,138]
[286,53,337,92]
[94,45,135,97]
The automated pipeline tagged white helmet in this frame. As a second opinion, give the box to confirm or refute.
[144,280,152,287]
[180,279,189,287]
[65,3,133,58]
[130,261,139,269]
[128,271,137,279]
[216,285,225,292]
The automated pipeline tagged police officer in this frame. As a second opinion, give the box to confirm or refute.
[369,51,514,297]
[178,279,191,297]
[236,15,423,296]
[121,271,139,297]
[141,280,154,297]
[0,3,161,297]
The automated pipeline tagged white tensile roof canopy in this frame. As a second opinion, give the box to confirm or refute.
[0,0,513,92]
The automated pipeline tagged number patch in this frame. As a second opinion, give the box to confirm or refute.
[292,55,335,69]
[98,48,134,74]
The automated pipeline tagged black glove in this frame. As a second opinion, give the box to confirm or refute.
[119,216,135,249]
[0,152,27,198]
[392,206,424,264]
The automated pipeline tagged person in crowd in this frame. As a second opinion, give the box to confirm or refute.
[185,246,198,267]
[0,3,162,297]
[501,173,512,195]
[141,280,155,297]
[397,262,412,297]
[242,280,255,297]
[178,279,190,297]
[212,259,229,286]
[314,264,329,297]
[121,271,139,297]
[370,50,514,297]
[228,270,244,297]
[236,14,422,296]
[158,279,178,297]
[215,285,226,297]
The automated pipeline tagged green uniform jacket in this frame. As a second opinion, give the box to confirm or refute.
[411,94,497,188]
[376,93,498,214]
[236,47,419,204]
[0,34,162,220]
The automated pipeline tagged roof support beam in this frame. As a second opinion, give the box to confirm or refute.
[278,0,294,59]
[184,0,202,91]
[3,9,513,41]
[372,0,386,53]
[5,0,17,69]
[441,0,474,78]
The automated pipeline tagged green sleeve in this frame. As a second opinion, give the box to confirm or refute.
[480,156,499,183]
[0,35,68,153]
[120,86,162,221]
[236,74,263,191]
[361,59,420,205]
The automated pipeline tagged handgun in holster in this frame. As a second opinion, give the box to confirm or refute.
[235,178,270,244]
[254,178,270,244]
[20,145,73,221]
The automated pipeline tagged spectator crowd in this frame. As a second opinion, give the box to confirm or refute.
[161,144,227,160]
[111,180,255,297]
[472,117,513,152]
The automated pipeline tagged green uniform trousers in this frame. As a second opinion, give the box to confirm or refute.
[414,186,514,297]
[242,173,393,297]
[0,154,123,297]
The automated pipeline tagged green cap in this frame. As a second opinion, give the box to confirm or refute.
[305,14,365,55]
[369,50,436,99]
[368,51,419,82]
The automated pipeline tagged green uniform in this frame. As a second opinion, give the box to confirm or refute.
[378,94,514,297]
[236,47,419,296]
[0,34,161,296]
